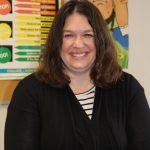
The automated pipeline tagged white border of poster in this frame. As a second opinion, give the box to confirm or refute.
[0,0,58,79]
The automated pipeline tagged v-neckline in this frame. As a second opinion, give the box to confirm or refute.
[66,85,101,123]
[63,86,103,150]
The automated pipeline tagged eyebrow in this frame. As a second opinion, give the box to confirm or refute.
[63,29,94,33]
[93,0,107,2]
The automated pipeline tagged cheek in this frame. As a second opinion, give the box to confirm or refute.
[91,43,96,51]
[61,40,66,51]
[90,43,96,58]
[86,40,96,51]
[60,47,68,62]
[60,41,68,57]
[61,39,72,49]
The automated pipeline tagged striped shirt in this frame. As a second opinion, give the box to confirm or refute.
[75,87,95,119]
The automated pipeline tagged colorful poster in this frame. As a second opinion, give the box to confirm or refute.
[0,0,58,79]
[89,0,128,68]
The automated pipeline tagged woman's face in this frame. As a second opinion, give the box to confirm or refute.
[60,13,96,75]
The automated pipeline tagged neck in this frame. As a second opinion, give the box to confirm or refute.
[67,71,94,94]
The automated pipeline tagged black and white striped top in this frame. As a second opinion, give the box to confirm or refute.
[75,87,95,119]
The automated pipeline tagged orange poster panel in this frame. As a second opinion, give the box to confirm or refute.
[0,80,20,104]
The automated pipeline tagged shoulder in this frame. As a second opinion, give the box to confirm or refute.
[116,71,145,103]
[15,73,42,94]
[20,73,42,87]
[13,73,55,102]
[11,73,44,103]
[18,73,52,91]
[9,73,61,110]
[15,73,63,97]
[119,71,143,91]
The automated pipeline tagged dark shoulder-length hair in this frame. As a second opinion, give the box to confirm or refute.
[36,0,122,88]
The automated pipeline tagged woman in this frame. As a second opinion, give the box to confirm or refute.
[5,1,150,150]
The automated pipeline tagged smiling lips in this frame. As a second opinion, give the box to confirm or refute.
[70,52,88,58]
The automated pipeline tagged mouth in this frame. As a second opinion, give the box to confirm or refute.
[71,52,88,58]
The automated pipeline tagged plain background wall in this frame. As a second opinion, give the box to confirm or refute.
[0,0,150,149]
[127,0,150,104]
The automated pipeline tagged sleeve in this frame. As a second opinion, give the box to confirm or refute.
[126,78,150,150]
[4,79,41,150]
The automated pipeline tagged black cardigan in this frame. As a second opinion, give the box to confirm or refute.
[5,72,150,150]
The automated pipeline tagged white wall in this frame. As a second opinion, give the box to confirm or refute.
[0,106,7,150]
[127,0,150,105]
[0,0,150,150]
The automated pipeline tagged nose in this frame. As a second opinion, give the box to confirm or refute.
[73,36,84,48]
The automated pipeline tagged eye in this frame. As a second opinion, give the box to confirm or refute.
[83,33,94,38]
[63,33,74,39]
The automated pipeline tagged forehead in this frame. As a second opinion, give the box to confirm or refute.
[63,13,93,31]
